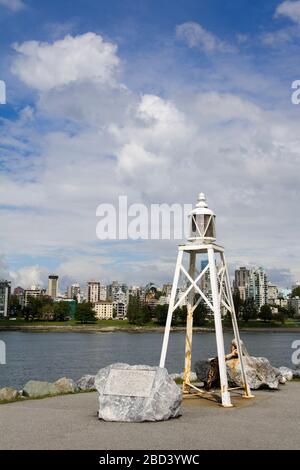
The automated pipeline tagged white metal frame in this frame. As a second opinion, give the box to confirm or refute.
[159,242,254,407]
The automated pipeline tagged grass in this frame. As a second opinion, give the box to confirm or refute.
[0,318,160,328]
[0,388,97,406]
[1,318,299,329]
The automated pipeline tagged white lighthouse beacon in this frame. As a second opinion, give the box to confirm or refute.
[159,193,253,407]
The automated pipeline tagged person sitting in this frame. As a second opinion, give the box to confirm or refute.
[204,339,239,391]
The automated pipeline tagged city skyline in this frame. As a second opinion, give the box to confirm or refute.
[0,0,300,289]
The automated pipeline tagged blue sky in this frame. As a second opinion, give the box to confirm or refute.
[0,0,300,290]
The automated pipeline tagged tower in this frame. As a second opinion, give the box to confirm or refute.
[159,193,253,407]
[48,275,59,299]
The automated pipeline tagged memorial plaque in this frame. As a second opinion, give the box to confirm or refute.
[103,369,156,398]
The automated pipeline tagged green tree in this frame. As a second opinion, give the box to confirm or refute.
[127,295,141,324]
[233,291,244,319]
[131,305,151,325]
[76,302,96,324]
[193,299,208,326]
[259,304,273,322]
[154,304,169,325]
[291,286,300,298]
[24,296,43,321]
[41,303,54,321]
[53,302,69,321]
[242,298,258,323]
[274,306,289,325]
[9,294,22,316]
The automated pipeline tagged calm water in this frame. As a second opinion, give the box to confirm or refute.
[0,331,299,389]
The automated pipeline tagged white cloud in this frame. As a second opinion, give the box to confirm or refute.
[276,1,300,25]
[176,22,233,53]
[0,0,25,12]
[9,265,48,289]
[1,32,300,288]
[11,33,120,91]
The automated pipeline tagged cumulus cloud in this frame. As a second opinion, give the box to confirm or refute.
[0,0,25,12]
[9,265,48,289]
[176,21,233,53]
[1,32,300,288]
[276,1,300,25]
[11,33,120,91]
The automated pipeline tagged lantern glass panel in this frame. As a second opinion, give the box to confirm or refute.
[204,215,216,238]
[195,214,206,236]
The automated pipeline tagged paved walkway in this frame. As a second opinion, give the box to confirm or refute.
[1,383,300,450]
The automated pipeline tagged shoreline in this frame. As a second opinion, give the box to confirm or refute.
[0,324,300,333]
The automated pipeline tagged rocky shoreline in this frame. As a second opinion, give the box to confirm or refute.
[1,366,300,405]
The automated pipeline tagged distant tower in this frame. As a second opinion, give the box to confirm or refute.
[48,275,59,299]
[87,281,100,304]
[159,193,253,407]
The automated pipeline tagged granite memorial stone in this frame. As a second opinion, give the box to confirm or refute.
[95,363,182,422]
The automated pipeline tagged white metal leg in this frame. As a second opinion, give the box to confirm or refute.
[159,250,183,368]
[222,253,254,399]
[183,252,196,392]
[208,247,232,407]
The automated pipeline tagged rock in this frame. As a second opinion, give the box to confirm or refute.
[95,363,182,422]
[76,374,96,391]
[278,367,293,381]
[227,356,280,390]
[0,387,19,402]
[54,377,79,394]
[194,360,211,382]
[23,380,60,398]
[292,370,300,379]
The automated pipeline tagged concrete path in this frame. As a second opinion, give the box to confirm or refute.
[1,383,300,450]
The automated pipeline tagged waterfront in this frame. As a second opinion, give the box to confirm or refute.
[0,331,299,389]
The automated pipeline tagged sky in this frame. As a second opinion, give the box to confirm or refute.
[0,0,300,290]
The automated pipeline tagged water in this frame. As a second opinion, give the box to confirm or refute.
[0,331,299,389]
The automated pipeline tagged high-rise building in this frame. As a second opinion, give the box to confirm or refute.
[234,266,268,308]
[13,286,24,307]
[24,285,45,307]
[67,283,80,300]
[234,267,250,301]
[0,280,11,318]
[267,283,279,305]
[99,285,107,301]
[87,281,100,304]
[48,275,59,299]
[251,267,268,309]
[107,281,120,301]
[162,283,172,297]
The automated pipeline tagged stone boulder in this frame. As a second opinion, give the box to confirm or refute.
[95,363,182,422]
[278,367,293,381]
[54,377,79,394]
[0,387,19,402]
[76,374,96,391]
[227,357,279,390]
[23,380,60,398]
[194,360,211,382]
[292,369,300,379]
[273,367,286,384]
